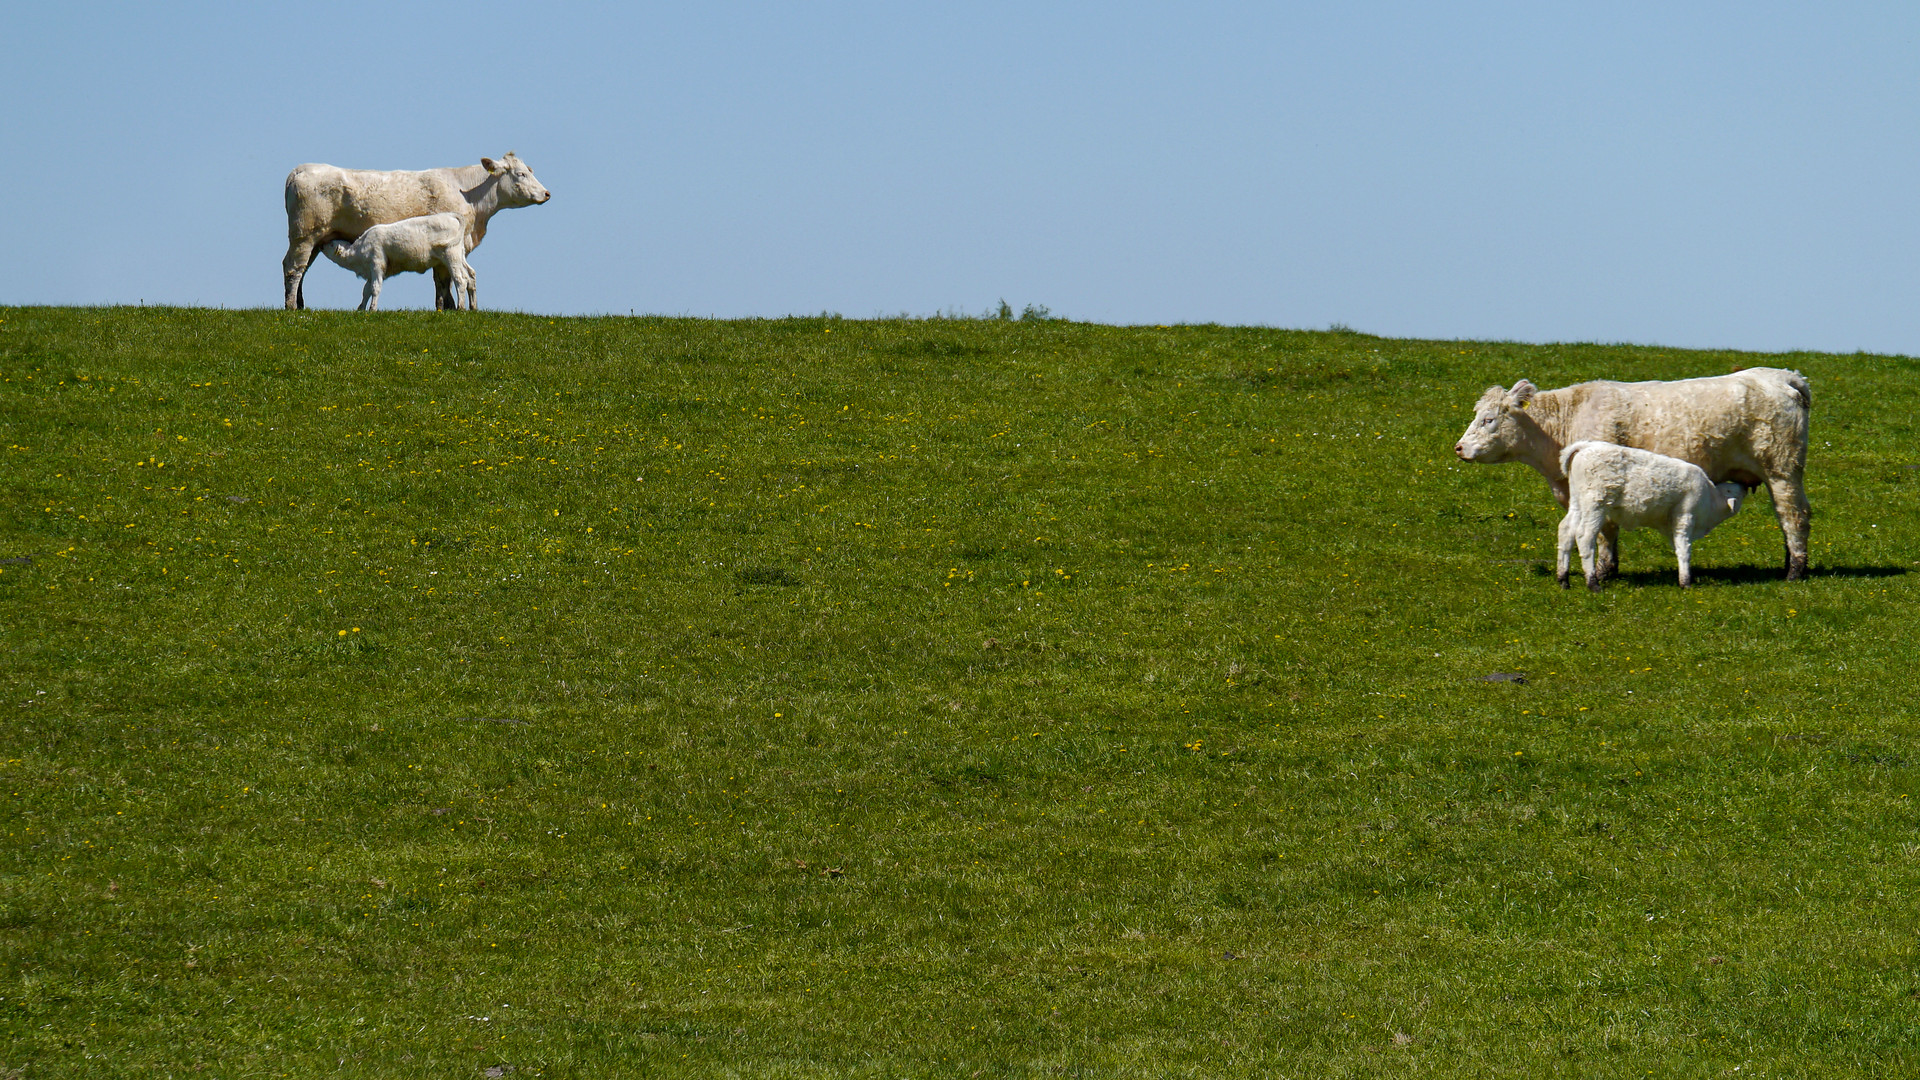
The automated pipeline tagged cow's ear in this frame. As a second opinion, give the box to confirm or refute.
[1510,380,1537,407]
[481,157,504,174]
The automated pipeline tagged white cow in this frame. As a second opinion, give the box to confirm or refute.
[1455,368,1811,580]
[319,213,475,311]
[283,153,550,310]
[1555,441,1747,591]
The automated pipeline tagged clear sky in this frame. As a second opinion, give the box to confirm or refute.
[6,2,1919,353]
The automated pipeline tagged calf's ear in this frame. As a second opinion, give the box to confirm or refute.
[1510,380,1537,407]
[481,157,503,174]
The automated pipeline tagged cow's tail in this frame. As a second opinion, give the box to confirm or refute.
[1558,440,1596,478]
[1783,370,1811,413]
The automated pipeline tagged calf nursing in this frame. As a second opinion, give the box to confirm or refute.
[319,213,475,311]
[1556,441,1746,591]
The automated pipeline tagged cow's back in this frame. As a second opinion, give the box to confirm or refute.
[286,163,487,242]
[1549,369,1808,483]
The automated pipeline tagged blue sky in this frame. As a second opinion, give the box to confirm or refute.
[6,2,1919,353]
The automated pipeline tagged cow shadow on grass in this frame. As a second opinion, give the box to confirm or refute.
[1602,564,1908,587]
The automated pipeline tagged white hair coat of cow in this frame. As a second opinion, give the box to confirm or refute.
[319,213,476,312]
[1555,441,1747,591]
[283,153,550,310]
[1453,368,1811,580]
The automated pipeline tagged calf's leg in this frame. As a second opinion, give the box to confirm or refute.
[1555,512,1576,588]
[1595,521,1620,580]
[1577,519,1605,592]
[445,249,476,311]
[1671,522,1694,588]
[361,256,385,311]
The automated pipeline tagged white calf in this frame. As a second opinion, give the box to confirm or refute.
[1556,441,1747,591]
[319,212,475,311]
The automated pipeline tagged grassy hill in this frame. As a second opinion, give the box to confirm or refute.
[4,307,1919,1076]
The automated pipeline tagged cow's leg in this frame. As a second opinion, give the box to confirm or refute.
[284,238,317,310]
[1768,474,1812,581]
[1595,521,1620,580]
[432,265,454,311]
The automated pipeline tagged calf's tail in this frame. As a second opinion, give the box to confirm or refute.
[1558,440,1596,478]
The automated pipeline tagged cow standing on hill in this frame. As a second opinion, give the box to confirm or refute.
[282,153,550,310]
[1453,367,1812,580]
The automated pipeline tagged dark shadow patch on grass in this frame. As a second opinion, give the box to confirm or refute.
[883,339,993,359]
[1838,745,1909,768]
[789,461,865,481]
[1500,561,1555,577]
[638,395,714,413]
[929,755,1005,788]
[735,566,801,587]
[1814,564,1910,579]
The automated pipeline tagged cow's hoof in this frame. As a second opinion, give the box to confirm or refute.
[1557,575,1570,590]
[1786,561,1809,582]
[1586,578,1604,593]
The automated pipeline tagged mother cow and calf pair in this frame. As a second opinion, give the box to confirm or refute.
[1455,367,1813,588]
[282,153,551,311]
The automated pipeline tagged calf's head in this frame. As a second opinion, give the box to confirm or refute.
[482,153,552,207]
[1715,481,1747,522]
[1454,380,1539,463]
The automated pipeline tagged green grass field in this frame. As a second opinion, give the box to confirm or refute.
[5,307,1919,1077]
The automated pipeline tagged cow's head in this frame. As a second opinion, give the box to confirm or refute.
[482,153,552,207]
[1454,380,1537,463]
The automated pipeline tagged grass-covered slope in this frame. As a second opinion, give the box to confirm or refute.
[4,307,1919,1077]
